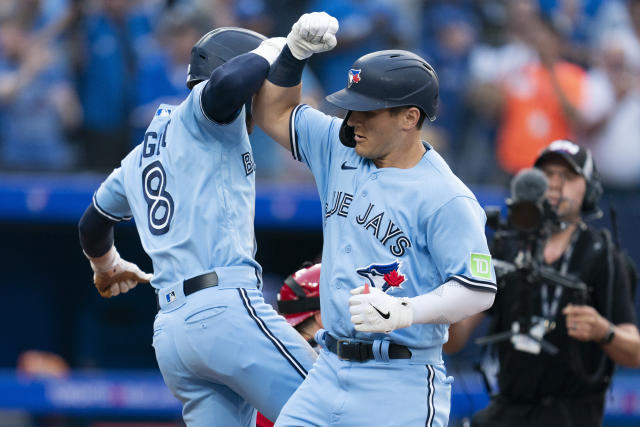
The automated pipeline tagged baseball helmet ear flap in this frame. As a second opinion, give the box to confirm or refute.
[339,111,356,147]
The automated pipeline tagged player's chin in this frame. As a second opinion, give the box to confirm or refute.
[354,143,372,159]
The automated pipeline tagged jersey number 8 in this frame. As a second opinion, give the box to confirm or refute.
[142,161,174,235]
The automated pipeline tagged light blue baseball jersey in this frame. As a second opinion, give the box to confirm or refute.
[94,81,261,289]
[290,104,497,349]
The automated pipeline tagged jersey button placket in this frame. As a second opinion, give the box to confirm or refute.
[345,245,352,253]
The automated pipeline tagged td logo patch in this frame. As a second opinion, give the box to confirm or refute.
[470,253,492,280]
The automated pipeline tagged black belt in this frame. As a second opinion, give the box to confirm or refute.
[157,272,219,308]
[324,334,412,362]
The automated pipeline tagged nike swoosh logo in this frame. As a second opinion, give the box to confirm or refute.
[371,304,390,319]
[341,161,357,170]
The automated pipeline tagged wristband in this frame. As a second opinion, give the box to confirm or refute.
[267,45,307,87]
[599,322,615,345]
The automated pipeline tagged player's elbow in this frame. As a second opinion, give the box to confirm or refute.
[469,290,494,317]
[443,336,466,355]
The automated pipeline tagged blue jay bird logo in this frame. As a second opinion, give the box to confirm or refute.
[356,261,406,292]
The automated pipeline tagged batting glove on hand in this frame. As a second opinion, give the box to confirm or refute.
[287,12,339,60]
[349,284,413,333]
[251,37,287,65]
[86,246,153,298]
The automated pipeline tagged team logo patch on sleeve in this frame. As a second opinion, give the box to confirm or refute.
[356,261,405,292]
[470,253,492,280]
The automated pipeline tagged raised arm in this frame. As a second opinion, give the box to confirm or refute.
[254,12,338,150]
[201,38,286,123]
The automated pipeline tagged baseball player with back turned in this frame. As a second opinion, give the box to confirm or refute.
[77,28,317,426]
[254,12,497,426]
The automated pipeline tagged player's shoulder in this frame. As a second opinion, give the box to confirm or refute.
[420,144,477,209]
[294,104,342,131]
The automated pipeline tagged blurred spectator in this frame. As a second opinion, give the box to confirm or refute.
[582,31,640,274]
[494,16,588,176]
[131,5,209,143]
[74,0,152,171]
[306,0,403,94]
[420,2,478,168]
[462,0,539,183]
[582,32,640,189]
[539,0,608,67]
[264,0,310,37]
[0,14,80,171]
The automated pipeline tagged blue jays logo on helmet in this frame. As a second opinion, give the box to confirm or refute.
[356,261,406,292]
[348,69,362,88]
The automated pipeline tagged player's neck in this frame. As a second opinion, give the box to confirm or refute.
[373,138,426,169]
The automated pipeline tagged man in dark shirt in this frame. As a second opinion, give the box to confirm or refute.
[446,140,640,427]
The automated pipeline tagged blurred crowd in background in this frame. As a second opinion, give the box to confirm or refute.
[0,0,638,190]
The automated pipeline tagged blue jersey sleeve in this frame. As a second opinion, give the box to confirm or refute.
[289,104,342,195]
[427,196,497,292]
[94,163,133,222]
[182,81,247,143]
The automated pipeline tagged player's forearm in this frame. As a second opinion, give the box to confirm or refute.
[602,323,640,367]
[444,312,486,354]
[254,44,306,149]
[253,79,301,148]
[409,280,495,325]
[201,53,270,123]
[78,204,116,257]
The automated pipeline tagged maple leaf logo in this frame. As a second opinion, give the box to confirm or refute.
[383,270,405,287]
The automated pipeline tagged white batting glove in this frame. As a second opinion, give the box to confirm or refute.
[349,284,413,333]
[86,246,153,298]
[287,12,339,60]
[250,37,287,65]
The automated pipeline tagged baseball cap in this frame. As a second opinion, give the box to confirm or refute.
[534,139,595,180]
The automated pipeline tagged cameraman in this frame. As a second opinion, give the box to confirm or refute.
[446,140,640,427]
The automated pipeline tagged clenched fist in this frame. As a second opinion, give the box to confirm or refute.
[86,246,153,298]
[287,12,339,60]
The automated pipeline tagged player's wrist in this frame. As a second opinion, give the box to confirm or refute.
[396,297,413,329]
[250,37,286,66]
[267,44,307,88]
[87,245,119,273]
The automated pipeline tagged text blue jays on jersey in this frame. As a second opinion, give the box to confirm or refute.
[325,191,411,257]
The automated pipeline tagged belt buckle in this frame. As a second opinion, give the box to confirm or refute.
[336,339,349,360]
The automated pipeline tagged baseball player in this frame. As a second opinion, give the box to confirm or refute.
[254,13,497,426]
[77,28,317,426]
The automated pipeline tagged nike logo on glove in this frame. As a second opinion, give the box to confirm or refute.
[341,161,357,170]
[371,304,390,319]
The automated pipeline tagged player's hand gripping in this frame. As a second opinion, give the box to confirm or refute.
[287,12,339,60]
[349,284,413,333]
[86,246,153,298]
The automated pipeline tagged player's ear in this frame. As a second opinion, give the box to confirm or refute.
[401,107,421,131]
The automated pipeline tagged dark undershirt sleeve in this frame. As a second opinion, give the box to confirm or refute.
[201,53,270,123]
[78,204,116,258]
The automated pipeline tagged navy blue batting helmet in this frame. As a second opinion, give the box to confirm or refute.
[186,27,266,89]
[325,50,439,147]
